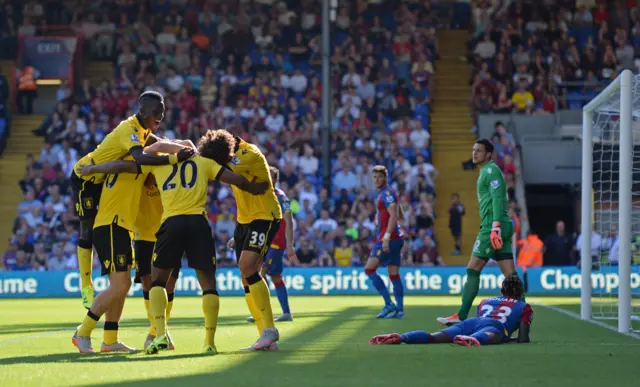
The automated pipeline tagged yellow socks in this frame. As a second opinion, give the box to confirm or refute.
[143,291,156,336]
[202,291,220,347]
[103,322,118,345]
[244,287,264,334]
[78,310,99,336]
[149,286,168,337]
[247,274,275,329]
[77,245,93,289]
[166,293,174,321]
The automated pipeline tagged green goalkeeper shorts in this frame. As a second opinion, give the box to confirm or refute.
[472,222,514,261]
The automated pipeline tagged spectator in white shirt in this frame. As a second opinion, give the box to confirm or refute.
[333,166,358,192]
[96,15,116,58]
[341,65,362,88]
[312,210,339,232]
[410,155,438,187]
[341,87,362,108]
[297,144,319,176]
[474,34,496,59]
[298,181,319,209]
[156,25,177,47]
[220,66,238,86]
[165,67,184,92]
[265,107,285,133]
[357,75,376,100]
[279,148,300,169]
[409,126,430,149]
[576,226,603,268]
[289,69,308,94]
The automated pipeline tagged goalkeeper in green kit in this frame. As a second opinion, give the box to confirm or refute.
[437,139,524,326]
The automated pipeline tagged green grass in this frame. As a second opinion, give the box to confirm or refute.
[0,296,637,387]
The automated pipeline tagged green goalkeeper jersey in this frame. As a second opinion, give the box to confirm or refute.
[477,160,510,227]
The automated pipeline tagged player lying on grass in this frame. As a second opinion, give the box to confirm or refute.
[369,275,532,347]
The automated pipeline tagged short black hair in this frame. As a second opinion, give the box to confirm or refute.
[501,275,524,300]
[269,166,280,183]
[138,90,163,103]
[138,91,164,117]
[198,129,236,166]
[476,138,494,155]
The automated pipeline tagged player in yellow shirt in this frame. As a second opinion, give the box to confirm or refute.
[71,91,192,310]
[133,139,196,351]
[75,130,269,354]
[202,129,283,351]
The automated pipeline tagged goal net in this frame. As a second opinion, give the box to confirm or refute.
[582,70,640,333]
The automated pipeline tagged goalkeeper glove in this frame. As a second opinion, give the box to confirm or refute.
[490,222,503,250]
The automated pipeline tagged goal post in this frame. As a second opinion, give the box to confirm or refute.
[581,69,634,333]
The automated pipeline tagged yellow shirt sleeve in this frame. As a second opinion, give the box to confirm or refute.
[118,124,145,151]
[206,157,223,180]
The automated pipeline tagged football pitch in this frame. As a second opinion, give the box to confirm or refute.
[0,296,637,387]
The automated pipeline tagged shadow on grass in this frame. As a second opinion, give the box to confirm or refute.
[92,306,431,387]
[0,311,345,336]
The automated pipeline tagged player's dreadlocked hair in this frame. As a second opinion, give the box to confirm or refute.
[198,129,236,166]
[501,275,524,300]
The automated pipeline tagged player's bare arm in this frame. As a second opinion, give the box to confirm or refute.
[77,160,140,176]
[383,203,399,252]
[129,146,194,166]
[516,320,531,343]
[218,168,269,195]
[284,210,298,264]
[143,141,189,155]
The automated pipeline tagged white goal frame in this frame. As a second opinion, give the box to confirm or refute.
[581,69,633,333]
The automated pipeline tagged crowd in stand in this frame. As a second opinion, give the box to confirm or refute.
[469,0,640,118]
[2,0,451,271]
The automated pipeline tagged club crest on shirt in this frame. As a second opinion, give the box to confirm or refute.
[117,254,126,266]
[83,198,94,209]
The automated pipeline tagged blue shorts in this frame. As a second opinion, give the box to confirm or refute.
[441,317,506,341]
[369,239,404,266]
[265,248,285,276]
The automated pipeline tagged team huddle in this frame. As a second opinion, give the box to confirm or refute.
[69,91,290,354]
[68,91,532,354]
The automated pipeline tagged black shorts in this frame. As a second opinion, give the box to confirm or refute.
[450,226,462,238]
[71,171,103,221]
[233,219,281,260]
[133,240,180,283]
[93,224,133,276]
[153,215,216,272]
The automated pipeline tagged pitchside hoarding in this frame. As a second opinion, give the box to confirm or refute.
[0,267,637,298]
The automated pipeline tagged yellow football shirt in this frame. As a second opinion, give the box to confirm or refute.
[227,138,282,224]
[142,155,223,223]
[334,247,353,267]
[93,156,145,231]
[74,115,150,183]
[133,176,163,242]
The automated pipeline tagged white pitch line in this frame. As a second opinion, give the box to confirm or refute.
[0,327,75,345]
[535,302,640,340]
